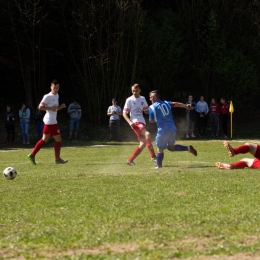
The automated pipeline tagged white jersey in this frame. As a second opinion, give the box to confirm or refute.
[123,95,149,125]
[40,92,59,125]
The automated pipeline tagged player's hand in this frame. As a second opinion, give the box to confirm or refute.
[60,103,66,109]
[129,122,134,128]
[186,104,192,110]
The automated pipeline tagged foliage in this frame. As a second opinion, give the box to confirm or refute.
[1,0,260,122]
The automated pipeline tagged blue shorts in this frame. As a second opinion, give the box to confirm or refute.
[70,118,80,131]
[155,131,176,150]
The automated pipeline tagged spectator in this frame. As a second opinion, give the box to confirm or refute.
[34,108,45,141]
[185,95,196,138]
[209,98,221,137]
[4,105,15,146]
[196,96,209,136]
[107,98,122,142]
[67,100,82,140]
[220,98,229,138]
[19,103,30,144]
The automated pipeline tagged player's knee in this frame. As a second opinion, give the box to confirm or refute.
[145,132,151,139]
[167,145,175,152]
[139,142,146,150]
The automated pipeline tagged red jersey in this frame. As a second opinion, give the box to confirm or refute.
[209,103,221,114]
[221,102,229,114]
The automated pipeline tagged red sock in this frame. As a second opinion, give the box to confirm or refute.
[128,147,142,162]
[31,139,46,156]
[146,139,156,158]
[230,161,247,169]
[234,144,250,155]
[54,141,61,160]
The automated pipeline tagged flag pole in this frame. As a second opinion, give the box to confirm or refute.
[229,101,234,138]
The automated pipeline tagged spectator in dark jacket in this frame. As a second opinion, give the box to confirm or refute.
[5,105,15,146]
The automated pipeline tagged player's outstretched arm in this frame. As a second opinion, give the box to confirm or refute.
[173,102,191,109]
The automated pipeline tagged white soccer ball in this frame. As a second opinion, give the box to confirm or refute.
[3,167,17,180]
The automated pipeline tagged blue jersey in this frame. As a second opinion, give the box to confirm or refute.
[149,100,177,133]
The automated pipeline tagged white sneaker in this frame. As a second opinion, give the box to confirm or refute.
[186,134,189,138]
[127,161,136,166]
[190,134,196,138]
[151,158,157,163]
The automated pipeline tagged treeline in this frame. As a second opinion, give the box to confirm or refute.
[1,0,260,124]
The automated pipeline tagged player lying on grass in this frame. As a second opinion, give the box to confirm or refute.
[215,141,260,169]
[148,90,197,169]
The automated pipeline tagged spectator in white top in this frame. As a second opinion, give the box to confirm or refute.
[107,98,122,142]
[67,99,82,140]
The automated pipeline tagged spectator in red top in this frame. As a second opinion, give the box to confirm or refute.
[220,98,229,138]
[209,98,221,137]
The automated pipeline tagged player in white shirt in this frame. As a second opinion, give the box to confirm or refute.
[123,83,156,166]
[28,79,68,165]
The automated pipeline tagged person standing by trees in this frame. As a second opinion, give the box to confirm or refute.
[28,79,67,165]
[209,98,221,137]
[67,99,82,140]
[19,103,30,144]
[107,98,122,142]
[185,95,197,138]
[123,83,156,166]
[196,96,209,136]
[5,105,15,146]
[220,98,229,138]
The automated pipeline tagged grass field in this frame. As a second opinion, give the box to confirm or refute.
[1,140,260,259]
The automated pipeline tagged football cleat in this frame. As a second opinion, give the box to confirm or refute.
[215,162,231,170]
[55,159,68,164]
[223,141,235,157]
[151,158,157,163]
[28,154,36,165]
[127,161,136,166]
[188,145,197,156]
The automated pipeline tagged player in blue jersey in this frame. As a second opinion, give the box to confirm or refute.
[149,90,197,168]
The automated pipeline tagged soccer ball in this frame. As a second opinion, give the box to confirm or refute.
[3,167,17,180]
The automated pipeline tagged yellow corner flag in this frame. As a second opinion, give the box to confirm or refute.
[229,101,234,138]
[229,101,234,113]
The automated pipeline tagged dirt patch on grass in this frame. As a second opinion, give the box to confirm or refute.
[0,243,138,259]
[188,253,260,260]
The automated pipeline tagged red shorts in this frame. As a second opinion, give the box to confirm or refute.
[132,122,146,140]
[254,145,260,160]
[43,124,60,136]
[250,158,260,169]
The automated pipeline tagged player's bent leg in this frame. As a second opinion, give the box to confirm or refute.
[241,158,255,168]
[247,143,258,157]
[229,160,248,169]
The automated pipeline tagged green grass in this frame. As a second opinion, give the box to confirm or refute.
[1,140,260,259]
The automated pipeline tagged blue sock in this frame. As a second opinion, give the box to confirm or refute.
[168,144,188,152]
[156,153,164,168]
